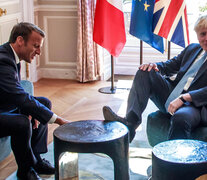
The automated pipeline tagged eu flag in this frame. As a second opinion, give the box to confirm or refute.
[129,0,164,53]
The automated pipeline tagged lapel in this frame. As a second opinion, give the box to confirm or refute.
[3,42,21,80]
[3,42,15,59]
[191,53,207,85]
[181,48,202,73]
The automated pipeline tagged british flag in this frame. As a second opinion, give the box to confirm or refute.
[153,0,190,48]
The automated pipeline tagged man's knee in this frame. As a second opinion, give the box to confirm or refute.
[36,97,52,109]
[134,69,157,82]
[13,115,32,135]
[20,115,31,128]
[170,111,192,130]
[43,97,52,109]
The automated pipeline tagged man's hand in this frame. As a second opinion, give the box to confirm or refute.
[167,98,184,115]
[167,93,192,115]
[33,119,40,129]
[28,115,40,129]
[54,116,70,125]
[139,63,159,72]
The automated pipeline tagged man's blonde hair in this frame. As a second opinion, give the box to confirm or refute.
[194,15,207,33]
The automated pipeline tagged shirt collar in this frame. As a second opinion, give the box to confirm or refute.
[9,44,20,64]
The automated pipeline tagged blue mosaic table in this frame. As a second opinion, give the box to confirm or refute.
[152,140,207,180]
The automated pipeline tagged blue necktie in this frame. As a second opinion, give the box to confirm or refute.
[165,52,207,111]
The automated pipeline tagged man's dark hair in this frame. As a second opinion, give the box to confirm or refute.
[9,22,45,43]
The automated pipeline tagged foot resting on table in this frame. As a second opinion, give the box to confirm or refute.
[102,106,136,142]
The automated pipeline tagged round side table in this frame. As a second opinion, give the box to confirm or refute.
[152,139,207,180]
[53,120,129,180]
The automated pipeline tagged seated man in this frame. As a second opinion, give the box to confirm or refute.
[0,22,70,180]
[103,15,207,143]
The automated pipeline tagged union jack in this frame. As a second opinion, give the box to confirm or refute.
[153,0,190,48]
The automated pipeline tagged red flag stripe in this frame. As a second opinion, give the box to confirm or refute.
[158,0,184,39]
[184,7,190,45]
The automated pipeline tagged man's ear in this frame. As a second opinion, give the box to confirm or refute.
[16,36,25,47]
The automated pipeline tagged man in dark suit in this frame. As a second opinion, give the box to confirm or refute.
[103,15,207,142]
[0,22,70,180]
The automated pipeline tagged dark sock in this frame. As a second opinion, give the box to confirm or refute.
[35,154,42,162]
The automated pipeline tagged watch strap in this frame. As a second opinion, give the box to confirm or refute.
[179,95,186,103]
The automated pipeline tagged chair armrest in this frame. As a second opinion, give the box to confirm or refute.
[20,80,34,96]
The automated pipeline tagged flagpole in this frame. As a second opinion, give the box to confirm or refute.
[140,40,143,65]
[98,55,116,94]
[111,55,115,92]
[168,41,171,60]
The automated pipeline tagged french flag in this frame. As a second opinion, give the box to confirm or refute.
[93,0,126,57]
[153,0,190,48]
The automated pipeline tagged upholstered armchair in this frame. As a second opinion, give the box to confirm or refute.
[146,110,207,147]
[0,80,34,162]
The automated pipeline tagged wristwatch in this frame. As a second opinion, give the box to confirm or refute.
[179,95,186,103]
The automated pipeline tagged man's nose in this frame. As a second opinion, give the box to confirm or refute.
[36,48,41,55]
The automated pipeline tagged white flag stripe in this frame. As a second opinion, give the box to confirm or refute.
[107,0,123,11]
[153,0,169,13]
[153,1,171,34]
[182,12,188,47]
[167,1,185,40]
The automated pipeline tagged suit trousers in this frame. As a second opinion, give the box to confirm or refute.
[126,70,202,139]
[0,96,51,172]
[168,103,202,139]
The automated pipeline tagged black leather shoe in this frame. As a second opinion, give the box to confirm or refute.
[17,168,42,180]
[103,106,136,142]
[34,158,55,175]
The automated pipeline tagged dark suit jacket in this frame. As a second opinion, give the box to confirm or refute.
[156,43,207,125]
[0,42,53,125]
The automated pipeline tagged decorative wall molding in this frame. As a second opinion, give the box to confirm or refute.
[40,67,77,80]
[34,14,40,68]
[43,15,77,67]
[101,49,111,81]
[0,0,19,6]
[0,13,21,23]
[40,0,74,1]
[34,5,77,12]
[36,68,42,81]
[21,0,34,23]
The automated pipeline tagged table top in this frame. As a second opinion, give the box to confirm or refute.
[54,120,128,143]
[153,139,207,163]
